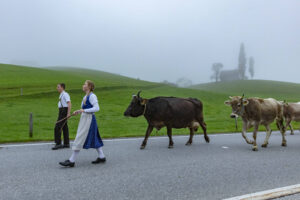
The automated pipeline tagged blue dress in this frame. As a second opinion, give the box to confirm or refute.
[82,94,104,149]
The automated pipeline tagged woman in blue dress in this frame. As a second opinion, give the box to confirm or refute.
[59,80,106,167]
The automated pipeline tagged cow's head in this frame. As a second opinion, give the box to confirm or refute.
[124,91,147,117]
[224,94,249,118]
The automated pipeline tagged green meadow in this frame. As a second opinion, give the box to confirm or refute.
[1,63,300,143]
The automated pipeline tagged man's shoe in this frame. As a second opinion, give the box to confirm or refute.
[52,144,63,150]
[91,157,106,164]
[63,144,70,148]
[59,160,75,167]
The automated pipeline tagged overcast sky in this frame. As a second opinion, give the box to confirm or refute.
[0,0,299,84]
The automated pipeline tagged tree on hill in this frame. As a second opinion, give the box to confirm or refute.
[211,63,223,82]
[176,77,193,88]
[238,43,247,79]
[249,56,255,79]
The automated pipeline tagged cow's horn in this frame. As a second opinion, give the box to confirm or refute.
[137,91,142,98]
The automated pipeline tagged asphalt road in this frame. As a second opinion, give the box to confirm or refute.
[1,132,300,200]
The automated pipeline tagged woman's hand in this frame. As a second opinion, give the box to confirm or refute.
[73,109,84,115]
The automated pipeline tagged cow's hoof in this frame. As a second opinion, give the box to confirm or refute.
[140,145,146,150]
[282,143,287,147]
[261,144,268,148]
[252,146,258,151]
[168,145,174,149]
[185,142,192,146]
[204,136,210,143]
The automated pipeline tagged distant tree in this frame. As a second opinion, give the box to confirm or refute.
[211,63,223,82]
[238,43,247,79]
[162,80,177,87]
[248,56,255,79]
[176,77,193,88]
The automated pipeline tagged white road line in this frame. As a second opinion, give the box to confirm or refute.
[222,146,229,149]
[224,184,300,200]
[0,133,239,148]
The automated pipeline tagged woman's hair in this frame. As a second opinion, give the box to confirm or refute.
[85,80,95,91]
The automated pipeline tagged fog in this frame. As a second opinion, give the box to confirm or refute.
[0,0,299,84]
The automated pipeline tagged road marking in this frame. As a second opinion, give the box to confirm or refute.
[224,184,300,200]
[222,146,229,149]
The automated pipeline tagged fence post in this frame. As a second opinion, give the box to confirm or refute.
[29,113,33,137]
[21,88,23,96]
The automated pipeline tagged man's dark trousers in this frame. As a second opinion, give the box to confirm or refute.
[54,107,69,145]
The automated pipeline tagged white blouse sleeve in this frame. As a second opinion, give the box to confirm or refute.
[83,94,100,113]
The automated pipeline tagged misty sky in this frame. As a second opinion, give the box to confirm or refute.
[0,0,299,84]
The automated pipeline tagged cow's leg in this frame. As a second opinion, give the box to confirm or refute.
[198,118,209,143]
[167,126,174,148]
[277,118,287,146]
[262,124,272,147]
[252,123,259,151]
[140,125,154,149]
[286,119,294,135]
[186,128,194,146]
[289,124,294,135]
[242,121,253,144]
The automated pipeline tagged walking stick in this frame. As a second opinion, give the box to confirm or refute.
[56,113,76,133]
[56,113,76,124]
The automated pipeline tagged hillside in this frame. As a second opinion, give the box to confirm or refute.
[191,80,300,101]
[0,64,156,98]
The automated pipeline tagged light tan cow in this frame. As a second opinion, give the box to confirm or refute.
[283,102,300,135]
[225,95,286,151]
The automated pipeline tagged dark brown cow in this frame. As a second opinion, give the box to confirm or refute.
[225,95,286,151]
[124,91,209,149]
[283,102,300,135]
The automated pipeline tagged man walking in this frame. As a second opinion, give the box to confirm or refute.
[53,83,71,150]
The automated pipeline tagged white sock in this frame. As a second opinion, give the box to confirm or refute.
[96,147,105,159]
[69,150,80,162]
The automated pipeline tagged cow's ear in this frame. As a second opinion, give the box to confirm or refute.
[243,99,249,106]
[140,99,148,105]
[224,100,231,106]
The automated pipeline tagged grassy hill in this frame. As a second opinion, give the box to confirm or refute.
[191,80,300,101]
[0,64,154,98]
[1,64,300,143]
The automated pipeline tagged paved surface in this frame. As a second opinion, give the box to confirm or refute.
[1,132,300,200]
[278,194,300,200]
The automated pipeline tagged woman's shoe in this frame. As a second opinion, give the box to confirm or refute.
[91,157,106,164]
[59,160,75,167]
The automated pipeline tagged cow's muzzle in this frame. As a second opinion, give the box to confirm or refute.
[230,113,238,118]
